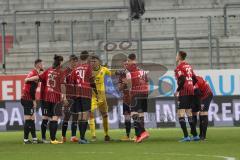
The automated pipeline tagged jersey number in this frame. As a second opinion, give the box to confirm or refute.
[185,67,193,84]
[76,69,86,83]
[47,74,57,88]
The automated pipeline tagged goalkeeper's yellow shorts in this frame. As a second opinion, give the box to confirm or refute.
[91,95,108,113]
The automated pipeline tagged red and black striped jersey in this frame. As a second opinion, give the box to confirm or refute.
[39,67,65,103]
[126,64,149,96]
[64,67,75,99]
[70,63,92,98]
[21,69,39,101]
[196,76,213,100]
[175,61,194,96]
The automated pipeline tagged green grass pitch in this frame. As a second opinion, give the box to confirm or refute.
[0,127,239,160]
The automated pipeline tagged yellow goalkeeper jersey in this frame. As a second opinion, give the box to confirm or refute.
[93,66,111,98]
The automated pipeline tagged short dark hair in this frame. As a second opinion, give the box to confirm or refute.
[34,59,42,65]
[178,51,187,60]
[69,54,78,61]
[80,51,89,61]
[128,53,136,61]
[53,54,64,68]
[91,55,100,61]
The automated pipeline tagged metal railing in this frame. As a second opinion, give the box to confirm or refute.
[13,6,131,44]
[1,16,221,72]
[102,16,220,69]
[224,3,240,36]
[33,19,110,58]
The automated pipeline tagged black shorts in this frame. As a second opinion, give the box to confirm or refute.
[40,100,49,116]
[130,94,148,113]
[62,99,78,119]
[44,101,63,117]
[192,95,201,113]
[68,99,78,114]
[123,103,131,115]
[177,96,194,109]
[21,99,34,116]
[201,94,213,112]
[74,97,91,112]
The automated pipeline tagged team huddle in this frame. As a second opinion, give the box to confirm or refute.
[21,52,149,144]
[20,50,213,144]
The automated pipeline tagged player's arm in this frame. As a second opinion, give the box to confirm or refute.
[60,71,69,106]
[192,71,198,85]
[25,76,39,83]
[118,81,126,91]
[33,100,37,109]
[105,68,112,76]
[175,69,185,92]
[108,67,123,76]
[88,67,98,95]
[61,84,68,106]
[90,76,98,95]
[123,72,132,90]
[24,70,40,83]
[176,75,185,92]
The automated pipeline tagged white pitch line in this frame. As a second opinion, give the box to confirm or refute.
[144,152,236,160]
[0,151,236,160]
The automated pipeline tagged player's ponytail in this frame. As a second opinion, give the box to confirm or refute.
[53,54,63,69]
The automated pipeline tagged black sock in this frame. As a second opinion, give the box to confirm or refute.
[30,120,37,139]
[50,121,58,141]
[24,120,31,140]
[139,116,145,134]
[49,121,54,141]
[125,120,131,137]
[71,121,77,137]
[132,115,141,137]
[53,121,58,140]
[83,121,88,139]
[191,115,198,135]
[200,115,208,139]
[199,116,203,138]
[79,120,87,140]
[192,115,198,126]
[41,119,48,140]
[62,121,68,137]
[134,123,139,137]
[179,117,188,138]
[188,116,197,137]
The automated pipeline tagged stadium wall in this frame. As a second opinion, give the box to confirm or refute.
[0,69,239,131]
